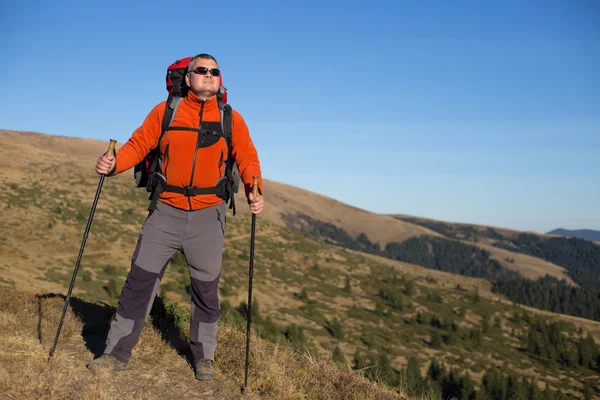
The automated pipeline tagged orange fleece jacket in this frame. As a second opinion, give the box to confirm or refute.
[111,92,263,211]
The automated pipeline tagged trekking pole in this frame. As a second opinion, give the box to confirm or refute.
[243,175,259,393]
[48,139,117,364]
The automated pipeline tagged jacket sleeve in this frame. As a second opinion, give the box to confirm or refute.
[231,110,263,197]
[109,101,166,176]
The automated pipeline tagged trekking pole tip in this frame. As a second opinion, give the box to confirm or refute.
[106,139,117,156]
[242,386,249,393]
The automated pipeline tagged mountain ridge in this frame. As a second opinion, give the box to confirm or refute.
[547,228,600,242]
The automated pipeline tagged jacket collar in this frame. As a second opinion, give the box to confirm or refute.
[183,91,219,113]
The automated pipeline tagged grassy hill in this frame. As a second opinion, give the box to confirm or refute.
[0,287,404,399]
[1,129,599,399]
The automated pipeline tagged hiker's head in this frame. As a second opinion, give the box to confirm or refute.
[185,53,221,100]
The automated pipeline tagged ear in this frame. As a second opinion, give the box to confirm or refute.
[185,72,191,87]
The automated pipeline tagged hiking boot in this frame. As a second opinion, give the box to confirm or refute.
[87,353,128,371]
[195,359,216,381]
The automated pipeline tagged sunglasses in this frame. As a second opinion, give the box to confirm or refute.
[190,66,221,77]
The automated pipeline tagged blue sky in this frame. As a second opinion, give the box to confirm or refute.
[1,0,598,234]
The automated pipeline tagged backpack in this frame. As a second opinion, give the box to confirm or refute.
[133,57,241,214]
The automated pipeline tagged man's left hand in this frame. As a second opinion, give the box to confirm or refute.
[248,192,264,215]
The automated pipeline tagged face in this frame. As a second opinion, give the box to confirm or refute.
[185,58,221,100]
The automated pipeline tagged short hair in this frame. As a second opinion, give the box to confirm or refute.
[188,53,219,72]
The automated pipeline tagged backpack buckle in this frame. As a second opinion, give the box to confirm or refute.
[183,186,197,196]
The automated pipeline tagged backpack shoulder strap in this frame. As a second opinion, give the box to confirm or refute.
[219,103,233,145]
[146,96,184,212]
[218,102,238,215]
[159,96,184,146]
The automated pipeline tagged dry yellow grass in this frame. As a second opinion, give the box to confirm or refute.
[259,181,442,247]
[0,129,121,159]
[477,242,576,285]
[390,213,552,240]
[0,287,409,400]
[0,289,250,400]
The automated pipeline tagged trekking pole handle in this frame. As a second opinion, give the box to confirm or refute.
[252,175,259,197]
[105,139,117,157]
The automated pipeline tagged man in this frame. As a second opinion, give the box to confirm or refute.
[88,53,264,381]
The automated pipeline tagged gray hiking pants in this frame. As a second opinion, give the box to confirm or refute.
[103,201,226,364]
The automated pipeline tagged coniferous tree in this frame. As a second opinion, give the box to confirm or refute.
[353,349,366,370]
[470,328,483,346]
[284,323,306,344]
[543,384,554,400]
[583,383,594,400]
[524,378,543,400]
[430,331,442,349]
[405,356,422,395]
[553,389,568,400]
[378,353,398,387]
[405,279,416,296]
[481,368,506,400]
[494,315,502,329]
[430,315,442,329]
[505,373,526,400]
[443,330,457,346]
[441,367,463,400]
[459,371,476,400]
[343,275,351,293]
[332,345,346,365]
[482,315,490,333]
[578,333,598,369]
[427,358,444,384]
[325,317,344,339]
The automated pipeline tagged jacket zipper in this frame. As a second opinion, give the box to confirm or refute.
[188,100,205,210]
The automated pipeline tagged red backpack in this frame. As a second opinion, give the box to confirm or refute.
[134,57,240,213]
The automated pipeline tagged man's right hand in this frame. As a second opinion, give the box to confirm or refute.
[95,153,116,175]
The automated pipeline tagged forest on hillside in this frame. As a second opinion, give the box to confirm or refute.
[282,212,600,323]
[493,233,600,290]
[492,275,600,321]
[396,218,600,291]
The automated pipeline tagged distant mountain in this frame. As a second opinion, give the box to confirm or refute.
[547,228,600,242]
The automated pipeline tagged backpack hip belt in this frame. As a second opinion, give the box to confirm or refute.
[154,177,235,215]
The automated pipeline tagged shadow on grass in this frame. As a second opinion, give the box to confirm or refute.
[35,293,193,366]
[148,295,194,368]
[36,293,115,358]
